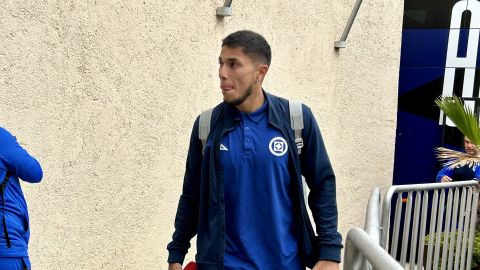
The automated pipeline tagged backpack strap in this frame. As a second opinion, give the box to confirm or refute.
[1,171,11,248]
[199,108,214,155]
[288,101,308,208]
[289,100,304,154]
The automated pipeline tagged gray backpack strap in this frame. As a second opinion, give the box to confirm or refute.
[289,101,308,209]
[199,108,214,155]
[289,100,304,154]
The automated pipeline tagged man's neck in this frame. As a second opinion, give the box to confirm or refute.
[235,87,265,113]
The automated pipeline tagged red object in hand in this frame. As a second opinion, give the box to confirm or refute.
[184,261,197,270]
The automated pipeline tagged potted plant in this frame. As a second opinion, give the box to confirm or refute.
[435,96,480,168]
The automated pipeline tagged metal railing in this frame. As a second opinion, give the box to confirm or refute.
[365,187,381,244]
[344,180,479,269]
[344,227,404,270]
[344,188,403,270]
[380,180,480,270]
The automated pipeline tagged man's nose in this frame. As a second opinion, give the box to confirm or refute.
[219,66,227,80]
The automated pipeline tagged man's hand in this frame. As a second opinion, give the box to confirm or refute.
[312,260,340,270]
[441,175,453,182]
[168,263,182,270]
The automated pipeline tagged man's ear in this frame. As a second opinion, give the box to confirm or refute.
[257,64,269,81]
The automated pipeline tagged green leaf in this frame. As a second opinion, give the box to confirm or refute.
[435,96,480,146]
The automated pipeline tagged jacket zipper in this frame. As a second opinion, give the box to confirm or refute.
[216,124,236,264]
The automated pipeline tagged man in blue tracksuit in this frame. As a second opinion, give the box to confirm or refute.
[0,127,43,270]
[167,30,342,270]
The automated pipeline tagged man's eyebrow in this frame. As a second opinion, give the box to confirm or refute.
[219,57,239,62]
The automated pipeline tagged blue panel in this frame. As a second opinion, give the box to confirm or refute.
[400,29,480,68]
[398,67,445,95]
[393,111,443,185]
[400,29,450,68]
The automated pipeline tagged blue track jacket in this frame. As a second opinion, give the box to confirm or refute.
[0,127,42,257]
[167,92,343,269]
[436,165,480,182]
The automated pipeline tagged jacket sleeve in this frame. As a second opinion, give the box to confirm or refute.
[299,106,343,263]
[474,166,480,180]
[0,127,43,183]
[167,117,202,264]
[436,166,452,182]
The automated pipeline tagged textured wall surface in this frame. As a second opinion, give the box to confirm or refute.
[0,0,403,269]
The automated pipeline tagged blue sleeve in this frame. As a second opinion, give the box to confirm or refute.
[474,166,480,180]
[436,166,452,182]
[300,106,343,262]
[0,127,43,183]
[167,117,202,264]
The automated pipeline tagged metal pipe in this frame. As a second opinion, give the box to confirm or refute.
[460,188,473,270]
[358,187,382,270]
[344,227,404,270]
[466,187,479,269]
[440,188,454,269]
[381,187,397,249]
[417,191,429,268]
[365,187,381,243]
[454,187,468,270]
[400,192,413,267]
[426,190,439,270]
[391,193,403,256]
[216,0,233,16]
[334,0,364,48]
[409,191,422,267]
[433,189,446,270]
[385,181,479,193]
[447,188,460,270]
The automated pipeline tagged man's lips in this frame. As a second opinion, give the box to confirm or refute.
[221,85,234,91]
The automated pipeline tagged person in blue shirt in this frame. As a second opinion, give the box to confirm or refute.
[0,127,42,270]
[437,137,480,182]
[167,31,342,270]
[167,30,342,270]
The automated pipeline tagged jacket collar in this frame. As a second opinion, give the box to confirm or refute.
[264,91,284,129]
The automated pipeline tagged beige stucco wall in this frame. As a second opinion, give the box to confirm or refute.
[0,0,403,269]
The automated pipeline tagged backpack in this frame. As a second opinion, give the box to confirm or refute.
[198,100,304,155]
[1,171,11,248]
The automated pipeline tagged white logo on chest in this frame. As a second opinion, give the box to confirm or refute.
[220,144,228,151]
[269,137,288,156]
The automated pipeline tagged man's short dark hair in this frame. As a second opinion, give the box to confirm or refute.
[222,30,271,66]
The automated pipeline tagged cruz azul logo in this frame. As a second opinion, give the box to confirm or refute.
[269,137,288,156]
[440,0,480,126]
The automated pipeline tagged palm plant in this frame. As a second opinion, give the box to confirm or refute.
[435,96,480,168]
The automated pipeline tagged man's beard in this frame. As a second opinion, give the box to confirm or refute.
[224,85,253,106]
